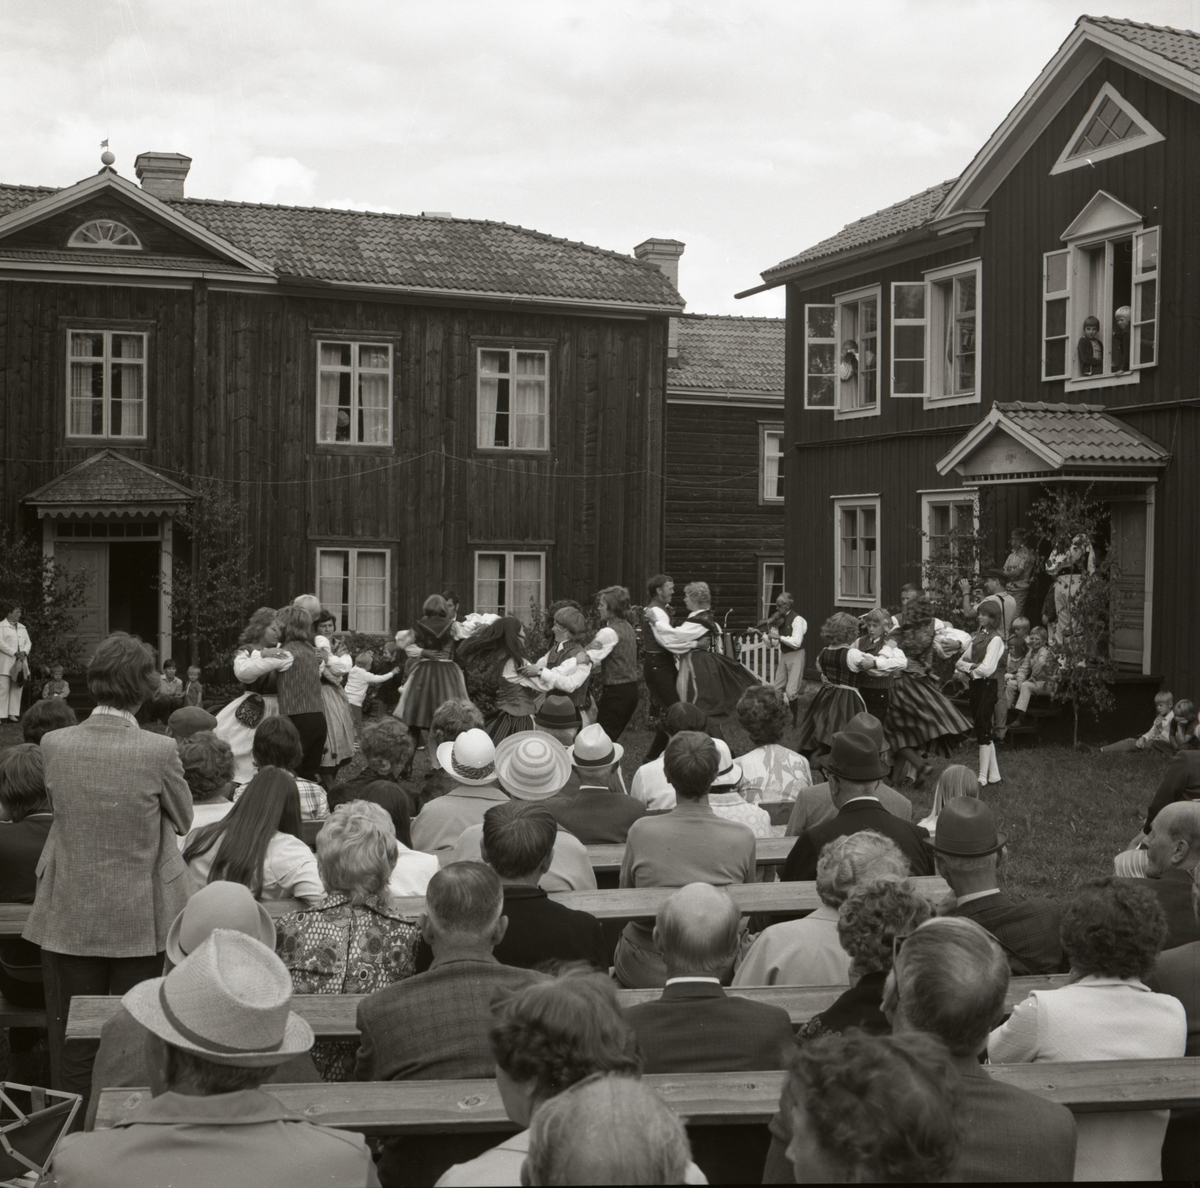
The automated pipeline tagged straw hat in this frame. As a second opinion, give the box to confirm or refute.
[164,881,274,967]
[709,738,743,788]
[495,731,571,801]
[534,694,580,730]
[123,929,314,1067]
[567,723,624,770]
[435,728,498,786]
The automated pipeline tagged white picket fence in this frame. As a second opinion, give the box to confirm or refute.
[733,633,781,684]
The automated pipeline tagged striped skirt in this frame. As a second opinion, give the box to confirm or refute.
[885,672,972,753]
[486,710,535,743]
[797,684,866,754]
[320,683,358,768]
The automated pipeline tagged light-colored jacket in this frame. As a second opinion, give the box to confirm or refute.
[0,619,31,676]
[24,711,193,957]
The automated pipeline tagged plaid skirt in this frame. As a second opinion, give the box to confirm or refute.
[797,684,866,753]
[884,672,972,753]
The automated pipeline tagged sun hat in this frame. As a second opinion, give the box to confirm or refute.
[167,706,218,739]
[123,929,314,1067]
[567,723,624,770]
[534,694,580,731]
[709,738,743,788]
[929,797,1008,857]
[824,731,889,782]
[495,731,571,801]
[435,728,498,786]
[164,881,274,967]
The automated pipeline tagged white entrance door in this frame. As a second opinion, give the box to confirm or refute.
[1110,501,1148,669]
[56,542,109,660]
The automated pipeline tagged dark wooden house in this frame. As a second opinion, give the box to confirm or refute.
[739,15,1199,695]
[0,156,683,661]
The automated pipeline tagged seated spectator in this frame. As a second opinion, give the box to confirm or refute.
[542,723,645,844]
[48,930,375,1188]
[524,1073,700,1187]
[736,830,908,987]
[41,662,70,701]
[624,883,793,1072]
[614,732,756,988]
[183,767,324,905]
[436,974,641,1186]
[1121,799,1200,949]
[734,686,812,805]
[532,692,582,747]
[763,916,1077,1183]
[0,744,52,1082]
[411,729,507,856]
[85,881,318,1129]
[1138,747,1200,838]
[916,762,977,832]
[419,699,485,812]
[330,717,413,814]
[166,705,217,741]
[785,711,912,834]
[177,731,236,844]
[1147,852,1200,1055]
[989,879,1186,1181]
[930,797,1065,974]
[781,731,933,882]
[351,779,439,896]
[629,701,707,811]
[705,739,773,837]
[795,876,931,1044]
[20,695,76,744]
[238,716,329,821]
[775,1033,959,1183]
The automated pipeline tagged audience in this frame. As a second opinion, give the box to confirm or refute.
[331,717,415,814]
[916,761,977,833]
[629,701,707,810]
[244,715,329,821]
[782,731,933,882]
[930,797,1066,974]
[411,729,507,855]
[735,830,908,987]
[1123,799,1200,948]
[420,698,486,811]
[705,738,773,837]
[733,685,812,806]
[20,696,76,745]
[177,731,236,843]
[1146,841,1200,1054]
[353,779,440,896]
[165,705,217,741]
[624,883,793,1072]
[1137,746,1200,840]
[183,766,324,905]
[47,930,377,1188]
[614,731,756,987]
[989,879,1186,1180]
[543,724,645,843]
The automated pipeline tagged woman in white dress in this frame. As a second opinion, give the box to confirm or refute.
[312,607,357,779]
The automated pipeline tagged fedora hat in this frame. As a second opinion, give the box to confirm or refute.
[167,706,218,740]
[165,881,274,967]
[930,797,1008,857]
[123,930,314,1067]
[824,731,889,781]
[495,731,571,801]
[709,738,743,788]
[567,722,624,770]
[435,728,497,786]
[843,711,885,755]
[534,694,580,730]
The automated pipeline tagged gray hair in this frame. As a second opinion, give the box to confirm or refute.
[425,861,503,938]
[655,884,741,976]
[315,800,397,904]
[525,1073,691,1185]
[816,831,909,908]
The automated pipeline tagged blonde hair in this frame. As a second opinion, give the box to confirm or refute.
[684,581,711,609]
[315,800,398,905]
[928,765,979,822]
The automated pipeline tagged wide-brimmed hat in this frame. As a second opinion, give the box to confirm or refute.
[534,694,580,730]
[709,738,743,788]
[825,731,889,781]
[435,728,498,786]
[165,881,274,967]
[930,797,1008,857]
[495,731,571,801]
[167,706,217,740]
[567,723,624,770]
[123,929,314,1067]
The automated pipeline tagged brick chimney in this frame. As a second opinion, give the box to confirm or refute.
[134,152,192,200]
[634,238,685,363]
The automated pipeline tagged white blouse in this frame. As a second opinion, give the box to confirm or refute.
[388,846,440,897]
[846,639,907,673]
[232,648,293,682]
[186,830,325,906]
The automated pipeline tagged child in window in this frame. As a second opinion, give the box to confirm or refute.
[344,650,400,729]
[1101,690,1175,754]
[42,663,69,701]
[1077,315,1103,376]
[1112,305,1131,372]
[183,665,204,707]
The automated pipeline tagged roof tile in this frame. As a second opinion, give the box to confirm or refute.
[1088,15,1200,73]
[670,315,785,394]
[995,401,1170,465]
[25,450,194,506]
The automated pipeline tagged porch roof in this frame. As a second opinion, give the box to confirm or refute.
[24,450,194,517]
[936,401,1170,484]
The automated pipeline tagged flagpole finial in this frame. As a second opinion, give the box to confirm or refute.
[100,148,115,167]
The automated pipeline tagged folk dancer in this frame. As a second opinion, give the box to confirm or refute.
[641,574,680,762]
[956,599,1006,787]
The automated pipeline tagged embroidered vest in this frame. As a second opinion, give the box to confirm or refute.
[601,618,639,686]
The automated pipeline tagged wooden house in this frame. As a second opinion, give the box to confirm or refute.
[740,15,1200,698]
[0,155,683,661]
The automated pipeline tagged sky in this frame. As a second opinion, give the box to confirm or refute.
[1,0,1197,316]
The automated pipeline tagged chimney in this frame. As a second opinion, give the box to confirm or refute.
[134,152,192,200]
[634,238,685,363]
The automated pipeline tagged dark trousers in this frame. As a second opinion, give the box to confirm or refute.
[42,949,162,1105]
[642,654,679,762]
[596,681,639,742]
[0,960,44,1057]
[288,711,328,781]
[968,678,998,745]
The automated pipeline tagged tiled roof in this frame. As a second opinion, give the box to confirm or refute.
[0,184,57,218]
[670,315,785,394]
[1088,15,1200,73]
[762,180,956,278]
[995,401,1170,465]
[0,246,248,273]
[25,450,194,506]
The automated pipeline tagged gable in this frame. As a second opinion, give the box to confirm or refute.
[1051,81,1165,174]
[1059,190,1144,240]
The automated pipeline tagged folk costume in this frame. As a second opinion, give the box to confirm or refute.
[846,632,906,723]
[956,610,1006,786]
[767,607,808,712]
[397,610,469,731]
[531,638,593,718]
[315,635,356,771]
[587,616,640,741]
[487,658,541,742]
[642,603,681,721]
[651,609,758,719]
[796,644,867,758]
[215,646,289,786]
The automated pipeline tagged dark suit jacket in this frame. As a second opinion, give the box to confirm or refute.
[1121,869,1200,950]
[494,885,608,971]
[542,783,646,844]
[781,798,933,882]
[355,955,544,1081]
[1147,939,1200,1055]
[624,980,794,1074]
[1144,751,1200,832]
[953,892,1067,975]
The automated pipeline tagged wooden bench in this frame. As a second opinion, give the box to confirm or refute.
[93,1059,1200,1134]
[66,975,1070,1043]
[0,991,46,1031]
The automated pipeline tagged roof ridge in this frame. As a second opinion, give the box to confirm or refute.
[1085,14,1200,39]
[678,313,785,324]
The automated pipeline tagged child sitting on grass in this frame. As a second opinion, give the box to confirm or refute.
[1101,689,1175,754]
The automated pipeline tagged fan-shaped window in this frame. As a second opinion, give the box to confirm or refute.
[68,219,142,250]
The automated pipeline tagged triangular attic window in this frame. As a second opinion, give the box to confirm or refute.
[1052,83,1164,175]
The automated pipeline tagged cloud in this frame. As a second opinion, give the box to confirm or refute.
[228,156,318,205]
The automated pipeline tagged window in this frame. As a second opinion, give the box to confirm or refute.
[833,497,879,607]
[317,548,389,633]
[56,519,159,538]
[890,262,981,406]
[891,283,926,397]
[833,287,879,418]
[478,349,549,450]
[68,219,141,250]
[67,330,146,439]
[1051,83,1164,175]
[317,342,392,445]
[803,305,836,409]
[475,552,545,624]
[761,559,785,621]
[760,426,784,503]
[921,491,978,568]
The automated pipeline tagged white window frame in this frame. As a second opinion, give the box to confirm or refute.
[832,495,881,608]
[923,260,981,409]
[316,547,391,634]
[67,219,142,250]
[474,550,546,624]
[890,281,927,399]
[803,304,836,410]
[760,558,785,621]
[316,340,394,446]
[1051,82,1165,175]
[65,328,148,440]
[759,424,784,504]
[919,490,979,570]
[476,347,551,452]
[832,285,881,422]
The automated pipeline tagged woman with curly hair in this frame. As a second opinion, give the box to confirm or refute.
[456,616,541,742]
[734,685,812,806]
[989,878,1186,1180]
[397,595,470,746]
[796,612,868,762]
[177,730,236,843]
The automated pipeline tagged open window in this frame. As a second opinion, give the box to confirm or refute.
[833,286,880,420]
[803,305,836,409]
[891,262,981,407]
